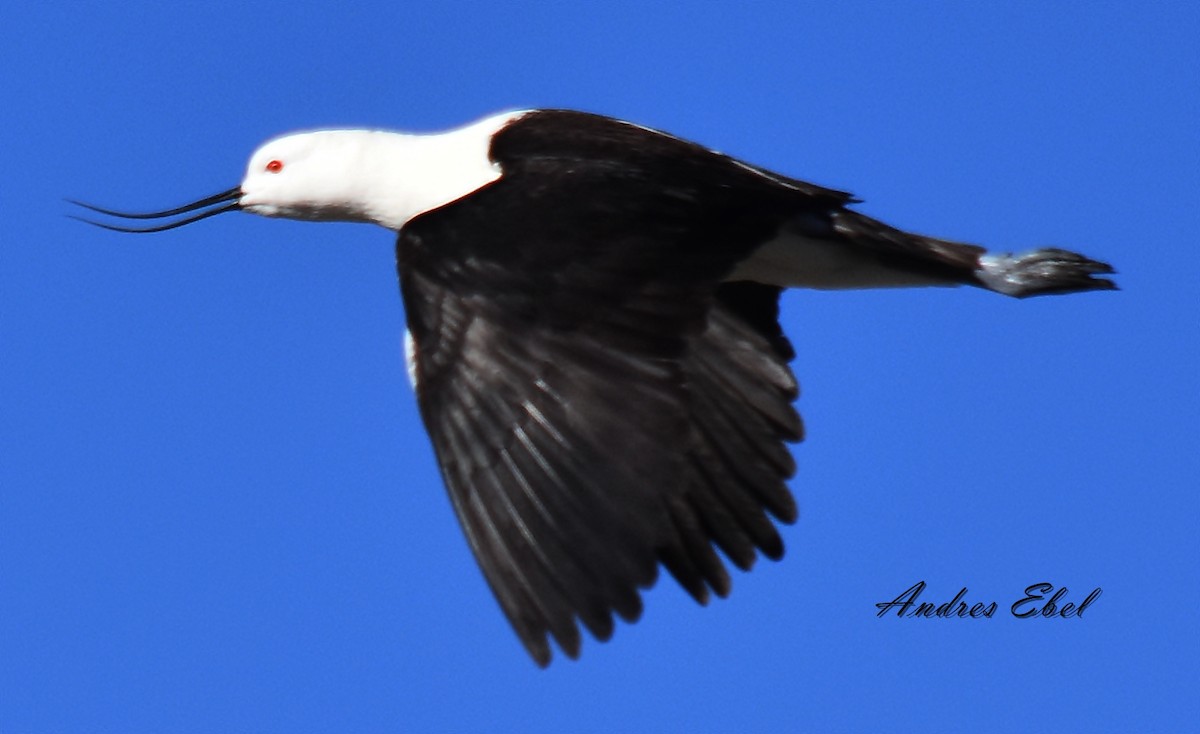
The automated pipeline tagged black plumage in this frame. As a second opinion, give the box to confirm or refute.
[397,111,830,664]
[75,108,1116,667]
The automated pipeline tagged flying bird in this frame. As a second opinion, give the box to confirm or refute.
[74,109,1116,666]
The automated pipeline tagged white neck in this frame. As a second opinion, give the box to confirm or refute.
[357,110,527,230]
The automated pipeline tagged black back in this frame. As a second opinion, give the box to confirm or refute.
[396,110,811,665]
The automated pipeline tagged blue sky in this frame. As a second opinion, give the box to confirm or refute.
[3,2,1197,731]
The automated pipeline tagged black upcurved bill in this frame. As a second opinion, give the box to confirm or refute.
[69,187,241,233]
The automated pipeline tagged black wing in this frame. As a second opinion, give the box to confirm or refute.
[396,111,809,665]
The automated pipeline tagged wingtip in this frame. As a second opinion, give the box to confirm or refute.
[526,638,554,668]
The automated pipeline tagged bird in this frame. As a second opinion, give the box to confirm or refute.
[73,108,1116,666]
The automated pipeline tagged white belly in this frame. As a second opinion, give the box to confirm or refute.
[727,227,954,290]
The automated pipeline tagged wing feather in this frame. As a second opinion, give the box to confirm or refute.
[396,115,809,663]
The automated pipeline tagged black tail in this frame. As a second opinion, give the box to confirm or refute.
[973,248,1118,298]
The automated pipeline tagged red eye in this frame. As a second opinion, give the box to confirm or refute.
[265,159,284,173]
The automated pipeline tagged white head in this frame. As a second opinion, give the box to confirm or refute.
[73,110,527,234]
[238,130,395,225]
[240,111,525,230]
